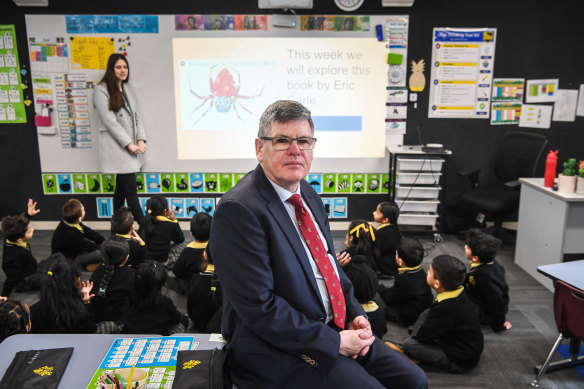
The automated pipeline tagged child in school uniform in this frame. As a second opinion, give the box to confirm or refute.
[464,229,512,332]
[401,255,484,373]
[372,201,402,278]
[138,195,185,266]
[173,212,211,293]
[89,238,135,331]
[122,260,188,335]
[51,198,105,271]
[30,256,96,334]
[378,238,433,326]
[336,219,375,269]
[0,298,31,343]
[187,245,223,333]
[110,207,147,267]
[344,254,387,339]
[1,199,41,296]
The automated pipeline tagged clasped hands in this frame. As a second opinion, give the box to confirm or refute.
[339,315,374,359]
[127,139,147,155]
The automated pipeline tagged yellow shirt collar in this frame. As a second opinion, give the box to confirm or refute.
[436,285,464,302]
[116,233,132,239]
[470,261,493,270]
[187,241,208,249]
[6,239,29,249]
[377,223,390,230]
[204,263,215,273]
[155,215,178,223]
[70,223,83,232]
[398,264,421,274]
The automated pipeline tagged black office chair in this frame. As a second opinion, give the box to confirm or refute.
[459,131,548,242]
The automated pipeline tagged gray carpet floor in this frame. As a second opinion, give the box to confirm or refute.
[2,229,583,388]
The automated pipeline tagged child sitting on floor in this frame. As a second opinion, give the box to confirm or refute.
[110,207,147,267]
[122,260,188,335]
[344,254,387,339]
[336,219,375,269]
[378,238,433,326]
[51,198,105,271]
[464,229,512,332]
[173,212,211,293]
[138,195,185,266]
[372,201,402,278]
[401,255,484,373]
[1,199,41,296]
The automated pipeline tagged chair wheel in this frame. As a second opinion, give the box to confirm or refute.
[433,233,443,243]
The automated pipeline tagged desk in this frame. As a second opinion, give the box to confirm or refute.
[537,260,584,291]
[515,178,584,292]
[0,333,224,388]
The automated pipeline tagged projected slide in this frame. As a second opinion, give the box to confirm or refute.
[173,38,388,159]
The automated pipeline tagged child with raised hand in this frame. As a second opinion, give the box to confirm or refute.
[122,260,188,335]
[0,298,31,343]
[464,229,512,332]
[173,212,211,293]
[343,254,387,339]
[51,198,105,271]
[372,201,402,278]
[89,238,135,329]
[111,207,147,267]
[336,219,375,269]
[379,238,433,326]
[401,255,484,373]
[187,245,223,333]
[138,195,185,266]
[30,255,96,334]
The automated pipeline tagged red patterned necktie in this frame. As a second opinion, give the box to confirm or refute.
[288,194,346,328]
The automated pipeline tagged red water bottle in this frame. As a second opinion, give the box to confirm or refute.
[544,150,558,188]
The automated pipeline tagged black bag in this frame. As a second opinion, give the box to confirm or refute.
[172,348,224,389]
[0,347,74,389]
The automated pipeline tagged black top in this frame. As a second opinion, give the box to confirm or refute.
[1,240,38,296]
[379,267,433,325]
[115,234,148,267]
[139,219,184,262]
[30,300,96,334]
[173,243,206,283]
[372,224,401,276]
[89,265,135,323]
[362,303,387,339]
[186,267,222,332]
[51,221,105,259]
[414,289,484,369]
[122,293,188,335]
[464,261,510,332]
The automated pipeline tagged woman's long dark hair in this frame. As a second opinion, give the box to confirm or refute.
[100,53,129,112]
[40,256,86,332]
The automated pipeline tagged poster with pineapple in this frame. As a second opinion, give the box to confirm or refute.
[409,59,426,92]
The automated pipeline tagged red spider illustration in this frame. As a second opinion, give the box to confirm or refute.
[189,64,265,124]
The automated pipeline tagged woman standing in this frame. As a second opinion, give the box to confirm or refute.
[94,53,147,225]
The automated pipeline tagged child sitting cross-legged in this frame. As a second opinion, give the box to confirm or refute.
[110,207,147,267]
[378,238,433,327]
[401,255,484,373]
[464,229,512,332]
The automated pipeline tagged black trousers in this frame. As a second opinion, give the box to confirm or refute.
[114,173,144,225]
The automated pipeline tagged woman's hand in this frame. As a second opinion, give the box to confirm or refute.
[137,139,147,154]
[127,143,140,155]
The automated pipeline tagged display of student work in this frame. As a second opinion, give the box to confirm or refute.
[0,25,27,123]
[85,336,201,389]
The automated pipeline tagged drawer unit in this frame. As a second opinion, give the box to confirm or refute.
[395,185,441,199]
[396,172,442,185]
[396,157,444,172]
[398,212,438,226]
[396,200,440,213]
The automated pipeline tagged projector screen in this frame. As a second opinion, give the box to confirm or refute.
[173,37,388,159]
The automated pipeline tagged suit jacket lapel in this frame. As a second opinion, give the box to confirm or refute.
[253,165,324,305]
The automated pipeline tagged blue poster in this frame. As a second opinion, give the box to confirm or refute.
[170,198,186,219]
[58,174,72,193]
[332,198,347,219]
[66,15,159,34]
[190,173,204,192]
[146,174,161,193]
[97,197,113,218]
[185,198,199,218]
[321,198,331,218]
[200,198,215,216]
[307,174,322,193]
[139,197,150,214]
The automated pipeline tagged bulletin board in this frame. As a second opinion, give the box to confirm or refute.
[25,14,409,175]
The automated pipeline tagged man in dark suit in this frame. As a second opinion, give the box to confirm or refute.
[210,100,427,389]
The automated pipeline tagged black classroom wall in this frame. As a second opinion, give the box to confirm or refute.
[2,0,583,231]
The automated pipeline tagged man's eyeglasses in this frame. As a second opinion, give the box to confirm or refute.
[261,136,317,150]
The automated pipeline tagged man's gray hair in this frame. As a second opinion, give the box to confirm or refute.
[258,100,314,138]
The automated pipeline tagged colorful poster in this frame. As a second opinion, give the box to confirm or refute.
[490,102,522,125]
[322,174,336,194]
[204,173,218,192]
[518,104,553,129]
[42,174,58,194]
[96,197,113,218]
[69,36,115,70]
[200,198,215,216]
[234,15,268,31]
[525,79,558,103]
[101,174,116,193]
[85,336,199,389]
[87,174,102,193]
[332,198,348,219]
[300,16,369,32]
[175,173,189,192]
[491,78,524,102]
[72,174,88,193]
[428,28,497,119]
[185,198,199,218]
[337,174,351,193]
[28,37,69,73]
[146,174,161,193]
[67,15,159,34]
[218,173,234,193]
[366,174,381,193]
[0,25,27,123]
[189,173,204,192]
[351,174,366,193]
[160,173,175,193]
[307,174,322,194]
[170,198,186,218]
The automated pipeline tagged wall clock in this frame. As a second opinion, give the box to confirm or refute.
[334,0,365,12]
[388,65,405,84]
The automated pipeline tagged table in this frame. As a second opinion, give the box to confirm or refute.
[515,178,584,292]
[537,260,584,291]
[0,333,225,388]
